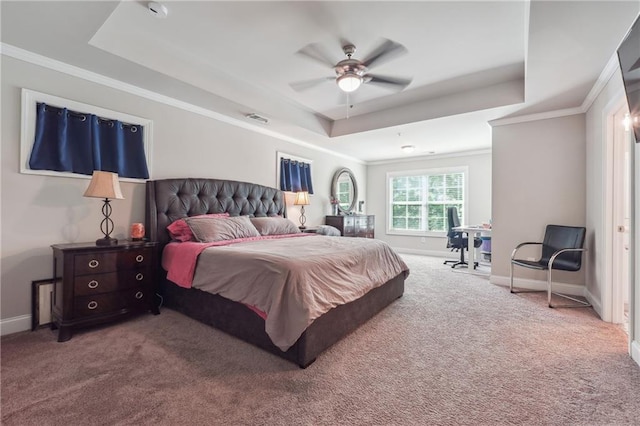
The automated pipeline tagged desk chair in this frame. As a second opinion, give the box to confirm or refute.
[443,207,481,269]
[510,224,590,308]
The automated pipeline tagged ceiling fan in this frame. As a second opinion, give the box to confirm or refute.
[290,39,412,94]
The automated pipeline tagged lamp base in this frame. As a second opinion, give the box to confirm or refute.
[96,237,118,246]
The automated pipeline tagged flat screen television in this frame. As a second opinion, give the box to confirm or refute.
[617,13,640,143]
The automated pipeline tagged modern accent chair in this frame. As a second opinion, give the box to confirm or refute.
[443,206,481,269]
[510,224,590,308]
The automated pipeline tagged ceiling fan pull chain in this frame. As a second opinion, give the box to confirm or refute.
[346,92,350,119]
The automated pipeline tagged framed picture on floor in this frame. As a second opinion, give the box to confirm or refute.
[31,278,55,330]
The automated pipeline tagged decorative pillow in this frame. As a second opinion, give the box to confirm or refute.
[185,215,260,242]
[250,217,300,236]
[316,225,341,236]
[167,213,230,242]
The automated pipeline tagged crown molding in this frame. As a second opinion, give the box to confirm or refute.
[367,148,492,166]
[581,52,621,112]
[488,106,584,127]
[0,43,364,164]
[488,51,620,129]
[489,21,627,129]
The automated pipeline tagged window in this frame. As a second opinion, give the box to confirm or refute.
[387,167,467,235]
[275,152,313,194]
[20,89,152,182]
[336,176,352,206]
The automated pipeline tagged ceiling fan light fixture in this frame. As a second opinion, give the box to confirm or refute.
[337,73,362,93]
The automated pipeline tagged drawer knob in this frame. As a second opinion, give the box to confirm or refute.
[87,301,98,310]
[136,273,144,281]
[88,259,99,268]
[135,254,144,263]
[87,280,99,289]
[135,291,144,299]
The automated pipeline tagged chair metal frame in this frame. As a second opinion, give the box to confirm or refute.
[510,242,590,308]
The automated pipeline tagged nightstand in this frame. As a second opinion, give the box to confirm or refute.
[301,227,319,233]
[51,241,160,342]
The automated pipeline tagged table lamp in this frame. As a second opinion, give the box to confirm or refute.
[294,191,310,230]
[83,171,124,246]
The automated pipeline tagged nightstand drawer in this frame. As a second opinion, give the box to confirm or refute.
[74,248,153,276]
[74,269,152,296]
[74,252,118,275]
[117,248,153,270]
[74,288,150,317]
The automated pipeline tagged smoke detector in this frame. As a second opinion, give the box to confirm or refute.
[148,2,168,19]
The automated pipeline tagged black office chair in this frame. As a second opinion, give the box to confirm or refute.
[510,224,590,308]
[443,207,482,269]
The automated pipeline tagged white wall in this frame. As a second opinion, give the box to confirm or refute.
[491,115,586,285]
[0,55,365,326]
[366,151,492,255]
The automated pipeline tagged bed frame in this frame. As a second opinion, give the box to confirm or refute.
[145,178,405,368]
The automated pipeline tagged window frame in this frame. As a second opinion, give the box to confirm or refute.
[20,88,153,183]
[386,166,469,237]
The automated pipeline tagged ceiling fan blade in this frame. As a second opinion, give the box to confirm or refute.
[290,76,334,92]
[362,39,408,69]
[295,43,337,69]
[366,74,412,90]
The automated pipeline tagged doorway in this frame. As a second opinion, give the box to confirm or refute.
[611,104,632,333]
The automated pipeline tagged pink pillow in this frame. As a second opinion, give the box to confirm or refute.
[167,213,230,242]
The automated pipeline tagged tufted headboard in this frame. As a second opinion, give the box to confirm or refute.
[145,178,287,246]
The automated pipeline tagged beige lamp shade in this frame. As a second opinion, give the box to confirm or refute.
[294,191,310,206]
[83,171,124,200]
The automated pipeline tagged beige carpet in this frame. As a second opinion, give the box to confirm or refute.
[2,254,639,425]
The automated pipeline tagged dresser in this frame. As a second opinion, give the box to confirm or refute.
[325,215,375,238]
[51,241,160,342]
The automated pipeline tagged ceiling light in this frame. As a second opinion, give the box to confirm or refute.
[401,145,415,153]
[337,73,362,93]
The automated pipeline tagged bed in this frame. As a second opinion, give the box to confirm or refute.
[145,178,408,368]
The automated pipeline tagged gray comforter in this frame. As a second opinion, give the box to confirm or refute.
[191,235,409,351]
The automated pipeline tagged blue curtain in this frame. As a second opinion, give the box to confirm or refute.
[29,103,149,179]
[280,158,313,194]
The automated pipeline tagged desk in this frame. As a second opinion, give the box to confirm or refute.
[452,225,491,269]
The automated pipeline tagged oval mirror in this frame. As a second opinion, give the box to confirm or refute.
[331,168,358,214]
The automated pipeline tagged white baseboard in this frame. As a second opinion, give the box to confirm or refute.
[0,314,31,336]
[632,340,640,368]
[584,287,603,318]
[490,275,587,297]
[394,248,452,258]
